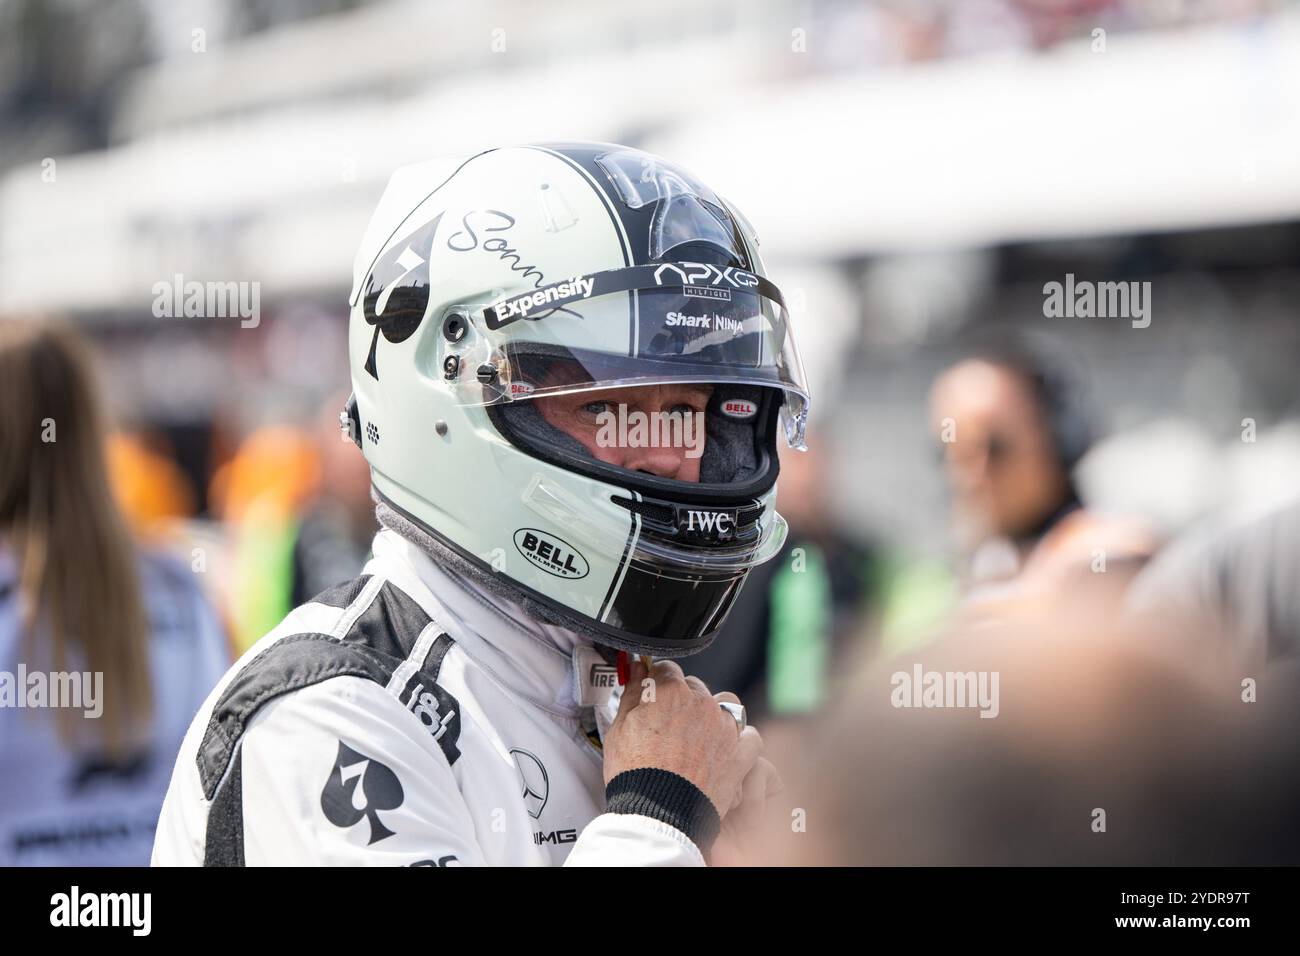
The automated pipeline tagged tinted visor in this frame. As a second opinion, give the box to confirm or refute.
[447,263,809,448]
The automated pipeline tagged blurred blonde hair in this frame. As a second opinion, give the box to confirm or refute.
[0,319,152,757]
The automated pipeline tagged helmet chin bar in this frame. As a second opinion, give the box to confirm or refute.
[608,493,767,548]
[515,470,787,575]
[373,488,745,657]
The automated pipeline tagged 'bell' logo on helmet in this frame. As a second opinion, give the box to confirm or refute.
[719,398,759,420]
[513,529,590,579]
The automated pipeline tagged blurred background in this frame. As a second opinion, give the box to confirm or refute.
[2,0,1299,865]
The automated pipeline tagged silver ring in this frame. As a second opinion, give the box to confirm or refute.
[719,701,747,732]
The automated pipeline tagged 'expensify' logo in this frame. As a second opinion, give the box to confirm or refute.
[491,275,595,320]
[50,886,151,936]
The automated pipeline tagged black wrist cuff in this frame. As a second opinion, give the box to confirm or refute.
[604,768,722,853]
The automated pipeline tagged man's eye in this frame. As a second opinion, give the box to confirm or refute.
[582,401,609,416]
[670,403,700,416]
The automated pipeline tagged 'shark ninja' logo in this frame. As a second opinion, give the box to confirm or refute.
[321,740,405,844]
[361,212,443,380]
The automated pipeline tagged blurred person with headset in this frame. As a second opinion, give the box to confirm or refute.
[154,144,808,866]
[683,433,877,722]
[0,319,229,866]
[928,336,1154,610]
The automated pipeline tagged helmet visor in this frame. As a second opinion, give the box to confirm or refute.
[445,264,810,448]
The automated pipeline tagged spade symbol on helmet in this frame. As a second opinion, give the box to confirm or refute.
[320,740,405,844]
[361,212,444,379]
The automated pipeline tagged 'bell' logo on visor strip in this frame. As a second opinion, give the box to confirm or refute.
[719,399,758,420]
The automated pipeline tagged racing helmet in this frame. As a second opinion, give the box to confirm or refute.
[346,143,810,657]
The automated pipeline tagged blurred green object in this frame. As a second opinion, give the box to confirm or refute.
[874,556,959,657]
[766,544,832,715]
[232,505,298,654]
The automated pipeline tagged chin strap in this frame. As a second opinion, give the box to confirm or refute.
[616,650,655,686]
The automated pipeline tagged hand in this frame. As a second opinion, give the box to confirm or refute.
[602,658,763,818]
[708,752,784,866]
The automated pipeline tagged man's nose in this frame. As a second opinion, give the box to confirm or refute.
[622,442,689,480]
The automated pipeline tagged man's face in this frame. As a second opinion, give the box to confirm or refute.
[929,359,1069,541]
[534,382,713,482]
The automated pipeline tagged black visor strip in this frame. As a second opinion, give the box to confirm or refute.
[483,262,786,330]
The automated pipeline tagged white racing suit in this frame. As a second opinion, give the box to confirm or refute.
[152,529,718,865]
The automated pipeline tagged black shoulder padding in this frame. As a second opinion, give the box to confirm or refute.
[342,579,434,659]
[203,747,245,867]
[308,574,373,609]
[196,633,397,799]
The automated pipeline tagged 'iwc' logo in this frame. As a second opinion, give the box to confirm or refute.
[513,529,589,579]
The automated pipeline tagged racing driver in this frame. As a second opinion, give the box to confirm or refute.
[153,142,811,866]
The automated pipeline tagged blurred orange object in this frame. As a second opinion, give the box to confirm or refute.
[209,425,321,523]
[106,431,197,536]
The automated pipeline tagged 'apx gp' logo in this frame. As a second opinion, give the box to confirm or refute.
[361,212,444,380]
[652,262,759,290]
[321,740,405,844]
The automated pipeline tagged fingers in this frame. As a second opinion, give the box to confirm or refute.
[607,654,777,831]
[650,659,685,683]
[712,691,743,740]
[684,675,712,699]
[736,760,766,827]
[763,759,786,799]
[737,757,779,830]
[616,657,694,720]
[722,757,781,833]
[614,657,647,719]
[734,725,764,773]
